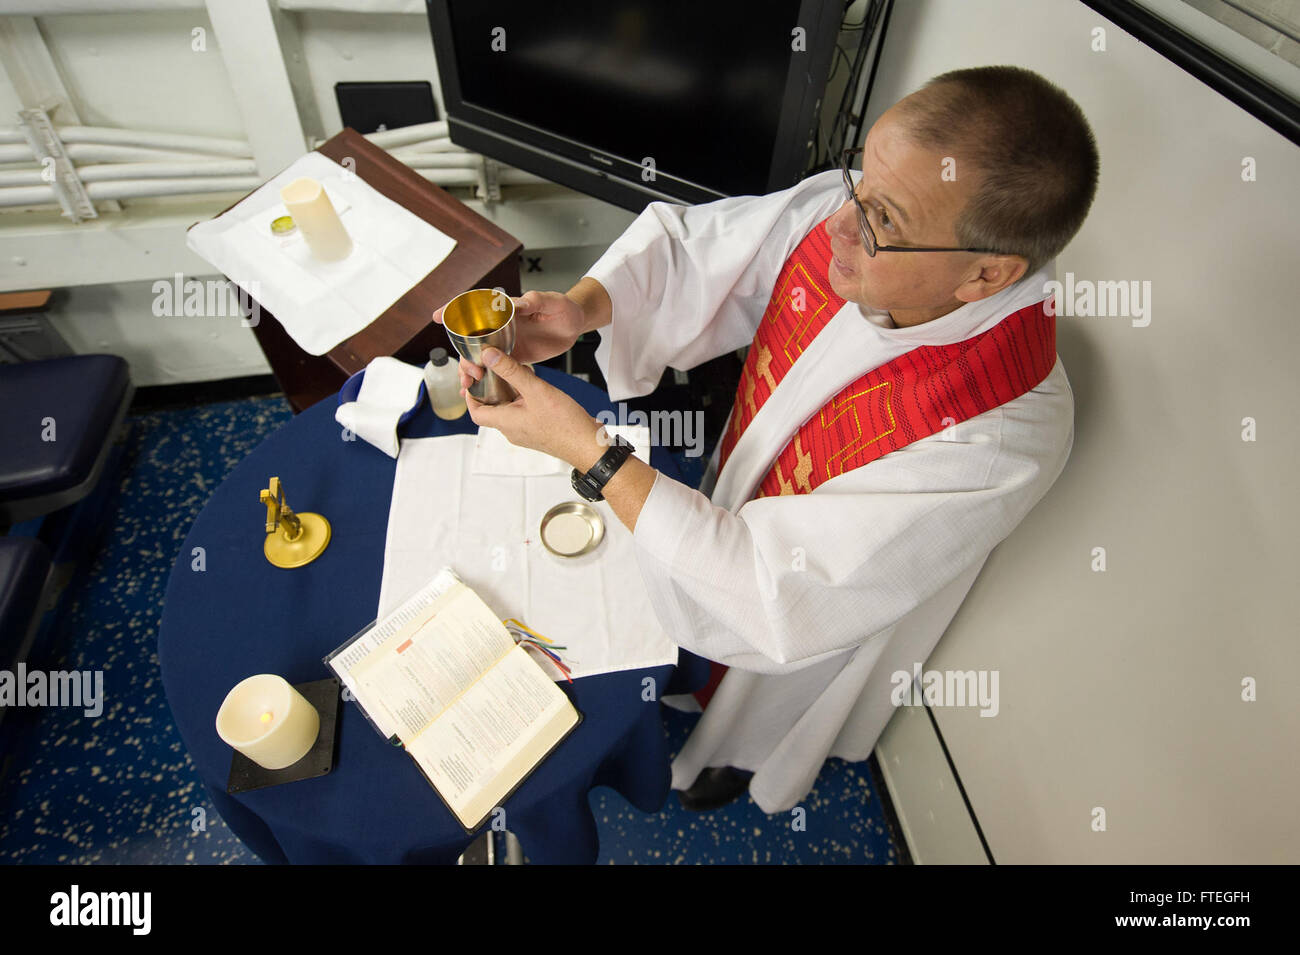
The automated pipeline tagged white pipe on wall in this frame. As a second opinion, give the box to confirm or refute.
[0,2,203,13]
[63,144,237,164]
[55,126,254,157]
[79,159,258,181]
[0,167,546,207]
[85,177,263,199]
[0,114,546,207]
[393,139,471,154]
[0,126,253,157]
[277,0,425,12]
[0,145,37,163]
[363,121,448,148]
[0,177,260,205]
[387,153,482,169]
[2,127,474,167]
[2,123,474,164]
[0,160,257,186]
[415,169,548,186]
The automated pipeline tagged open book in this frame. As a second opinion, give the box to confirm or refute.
[325,568,581,831]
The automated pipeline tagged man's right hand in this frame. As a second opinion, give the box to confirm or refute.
[433,289,588,392]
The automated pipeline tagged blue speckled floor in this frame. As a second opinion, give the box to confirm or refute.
[0,395,898,865]
[591,705,898,864]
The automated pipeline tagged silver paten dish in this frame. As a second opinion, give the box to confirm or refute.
[540,501,605,558]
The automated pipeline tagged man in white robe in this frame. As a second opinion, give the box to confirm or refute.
[441,66,1099,814]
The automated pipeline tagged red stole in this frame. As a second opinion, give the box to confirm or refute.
[694,216,1057,706]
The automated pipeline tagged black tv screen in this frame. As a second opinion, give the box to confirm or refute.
[427,1,842,209]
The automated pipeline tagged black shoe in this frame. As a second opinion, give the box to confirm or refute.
[677,766,753,812]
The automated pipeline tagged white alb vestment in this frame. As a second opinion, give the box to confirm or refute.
[583,169,1074,813]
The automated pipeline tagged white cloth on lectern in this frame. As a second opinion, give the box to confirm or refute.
[185,151,457,356]
[583,169,1074,813]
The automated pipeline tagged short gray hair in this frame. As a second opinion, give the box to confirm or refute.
[897,66,1100,276]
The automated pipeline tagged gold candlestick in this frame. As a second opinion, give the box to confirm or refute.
[260,477,331,568]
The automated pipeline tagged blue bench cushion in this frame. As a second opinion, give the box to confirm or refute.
[0,536,51,668]
[0,354,130,504]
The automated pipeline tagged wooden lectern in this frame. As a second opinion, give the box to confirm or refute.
[202,128,522,412]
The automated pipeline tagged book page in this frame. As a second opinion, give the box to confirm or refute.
[406,643,579,830]
[328,567,461,685]
[350,582,516,744]
[326,567,463,736]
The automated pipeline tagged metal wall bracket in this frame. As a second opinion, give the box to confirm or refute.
[475,155,501,204]
[16,106,96,223]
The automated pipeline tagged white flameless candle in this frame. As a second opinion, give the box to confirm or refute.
[279,177,352,262]
[216,674,320,770]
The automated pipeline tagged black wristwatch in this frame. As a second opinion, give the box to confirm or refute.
[571,434,635,502]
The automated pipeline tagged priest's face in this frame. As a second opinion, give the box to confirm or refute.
[825,103,1014,327]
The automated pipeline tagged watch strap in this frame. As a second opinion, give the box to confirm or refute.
[572,434,634,501]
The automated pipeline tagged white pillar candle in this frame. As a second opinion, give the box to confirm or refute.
[216,674,320,770]
[279,176,353,262]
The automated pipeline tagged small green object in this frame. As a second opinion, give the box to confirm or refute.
[270,214,296,236]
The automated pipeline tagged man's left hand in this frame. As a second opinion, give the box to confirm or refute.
[463,348,601,468]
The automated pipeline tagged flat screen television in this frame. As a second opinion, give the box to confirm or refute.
[425,1,844,210]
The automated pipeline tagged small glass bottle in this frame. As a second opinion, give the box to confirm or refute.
[425,347,467,420]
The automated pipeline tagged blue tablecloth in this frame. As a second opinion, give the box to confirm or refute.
[158,366,709,864]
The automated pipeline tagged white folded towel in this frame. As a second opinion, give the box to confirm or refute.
[334,357,426,458]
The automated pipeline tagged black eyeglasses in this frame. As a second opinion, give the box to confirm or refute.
[839,148,1006,257]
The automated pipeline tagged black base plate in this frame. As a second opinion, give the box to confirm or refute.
[226,678,340,794]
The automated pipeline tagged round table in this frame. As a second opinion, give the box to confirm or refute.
[159,366,708,864]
